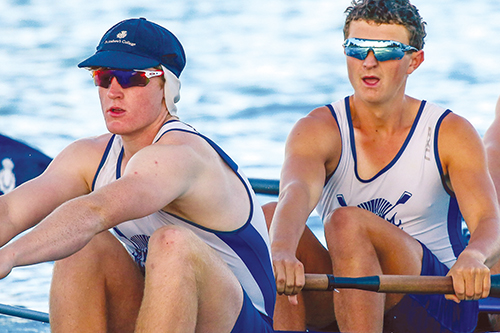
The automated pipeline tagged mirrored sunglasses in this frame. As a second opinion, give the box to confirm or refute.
[343,38,418,62]
[91,69,164,88]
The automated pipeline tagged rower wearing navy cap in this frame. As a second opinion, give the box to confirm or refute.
[0,18,275,332]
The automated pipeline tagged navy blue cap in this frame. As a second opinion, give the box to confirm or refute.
[78,18,186,78]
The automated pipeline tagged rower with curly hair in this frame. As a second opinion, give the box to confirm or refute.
[266,0,500,332]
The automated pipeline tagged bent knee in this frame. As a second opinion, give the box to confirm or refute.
[149,225,196,249]
[324,207,382,248]
[147,226,202,264]
[325,206,367,232]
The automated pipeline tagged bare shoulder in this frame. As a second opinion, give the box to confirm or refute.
[52,134,113,166]
[5,134,116,215]
[439,112,480,145]
[286,105,341,167]
[288,106,339,146]
[45,133,115,188]
[296,105,339,132]
[124,129,224,193]
[135,130,212,167]
[124,129,249,231]
[438,112,485,174]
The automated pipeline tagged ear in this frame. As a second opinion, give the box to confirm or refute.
[407,50,424,74]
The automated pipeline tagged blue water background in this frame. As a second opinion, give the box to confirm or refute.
[0,0,500,316]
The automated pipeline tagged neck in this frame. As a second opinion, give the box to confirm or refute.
[120,112,177,162]
[350,95,417,134]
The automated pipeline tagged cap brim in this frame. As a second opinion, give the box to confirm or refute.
[78,50,160,69]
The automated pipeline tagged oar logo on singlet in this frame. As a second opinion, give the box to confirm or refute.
[336,191,412,228]
[113,227,150,268]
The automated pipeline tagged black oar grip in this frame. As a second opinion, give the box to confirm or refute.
[327,274,335,291]
[490,274,500,298]
[330,276,381,292]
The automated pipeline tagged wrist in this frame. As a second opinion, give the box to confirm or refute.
[0,247,15,279]
[459,248,486,264]
[271,239,298,255]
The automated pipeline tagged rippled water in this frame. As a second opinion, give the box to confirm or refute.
[0,0,499,317]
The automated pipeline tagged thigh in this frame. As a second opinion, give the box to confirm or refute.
[144,225,252,332]
[195,241,246,332]
[326,206,423,274]
[325,207,424,309]
[50,230,144,333]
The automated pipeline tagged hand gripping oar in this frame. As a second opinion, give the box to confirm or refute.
[303,274,500,298]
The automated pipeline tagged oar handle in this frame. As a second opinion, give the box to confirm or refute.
[304,273,500,298]
[378,275,454,294]
[303,274,380,292]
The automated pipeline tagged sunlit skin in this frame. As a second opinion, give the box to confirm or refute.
[269,17,500,333]
[98,70,171,155]
[346,21,424,121]
[345,21,425,180]
[0,63,252,331]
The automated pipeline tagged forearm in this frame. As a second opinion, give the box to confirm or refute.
[0,193,40,247]
[0,202,22,248]
[270,182,318,253]
[464,217,500,268]
[0,176,86,247]
[0,196,104,273]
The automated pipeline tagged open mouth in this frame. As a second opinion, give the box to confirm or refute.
[362,76,380,86]
[108,107,125,114]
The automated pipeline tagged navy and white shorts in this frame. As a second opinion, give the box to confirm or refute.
[383,243,478,333]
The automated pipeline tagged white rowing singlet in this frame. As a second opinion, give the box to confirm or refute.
[92,120,276,318]
[316,97,467,268]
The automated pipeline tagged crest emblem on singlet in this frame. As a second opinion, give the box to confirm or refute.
[336,191,412,228]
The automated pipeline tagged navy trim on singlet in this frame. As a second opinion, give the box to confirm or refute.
[92,134,116,191]
[154,123,239,173]
[217,225,277,317]
[95,120,275,320]
[326,103,340,128]
[153,121,276,316]
[433,109,453,195]
[433,109,467,258]
[116,147,124,179]
[345,98,427,183]
[325,103,342,183]
[447,197,467,258]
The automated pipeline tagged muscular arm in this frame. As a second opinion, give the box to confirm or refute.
[269,106,341,296]
[0,138,99,247]
[0,140,200,278]
[439,113,500,301]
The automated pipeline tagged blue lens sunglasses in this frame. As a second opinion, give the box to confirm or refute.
[343,38,419,62]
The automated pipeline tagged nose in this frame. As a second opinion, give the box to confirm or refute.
[363,49,378,68]
[106,77,124,98]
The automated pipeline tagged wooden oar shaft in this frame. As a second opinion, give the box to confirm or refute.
[304,274,500,298]
[378,275,454,294]
[303,274,455,294]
